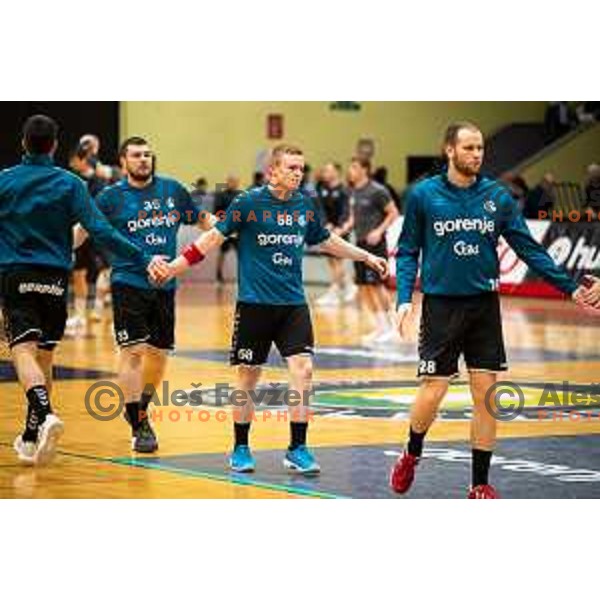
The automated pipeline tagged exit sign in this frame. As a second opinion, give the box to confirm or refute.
[329,101,361,112]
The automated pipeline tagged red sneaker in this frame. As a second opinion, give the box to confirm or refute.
[389,451,419,494]
[468,484,499,499]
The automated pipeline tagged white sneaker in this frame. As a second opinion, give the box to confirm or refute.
[13,435,36,466]
[316,287,341,307]
[371,328,401,346]
[34,414,64,466]
[361,328,384,346]
[66,315,87,333]
[341,284,358,304]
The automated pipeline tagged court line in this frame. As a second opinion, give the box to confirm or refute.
[111,457,345,499]
[0,442,343,499]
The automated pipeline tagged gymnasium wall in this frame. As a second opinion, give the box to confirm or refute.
[0,102,119,169]
[519,122,600,185]
[120,101,547,189]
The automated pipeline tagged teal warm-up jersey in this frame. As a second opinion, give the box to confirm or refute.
[215,185,331,305]
[0,155,147,272]
[396,173,577,305]
[95,176,202,290]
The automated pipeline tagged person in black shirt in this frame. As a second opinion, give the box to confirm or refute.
[214,175,242,283]
[315,163,356,305]
[67,135,116,332]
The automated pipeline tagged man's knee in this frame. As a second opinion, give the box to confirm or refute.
[288,356,313,382]
[237,365,262,388]
[121,344,146,368]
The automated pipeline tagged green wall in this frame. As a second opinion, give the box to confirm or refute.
[520,123,600,185]
[121,101,546,189]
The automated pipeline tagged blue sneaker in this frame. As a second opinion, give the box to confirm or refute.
[229,445,256,473]
[283,445,321,475]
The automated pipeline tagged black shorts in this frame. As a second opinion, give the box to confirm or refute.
[220,237,238,254]
[230,302,314,366]
[417,293,507,378]
[74,239,109,279]
[354,240,387,285]
[0,268,69,350]
[112,284,175,350]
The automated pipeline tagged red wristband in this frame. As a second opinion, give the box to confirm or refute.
[181,244,205,266]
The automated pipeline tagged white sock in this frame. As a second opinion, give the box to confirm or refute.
[375,312,389,331]
[74,297,87,318]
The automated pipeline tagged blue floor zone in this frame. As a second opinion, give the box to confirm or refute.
[176,345,600,369]
[117,434,600,499]
[0,360,114,383]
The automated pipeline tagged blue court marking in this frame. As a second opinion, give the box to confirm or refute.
[116,436,600,498]
[176,345,600,369]
[0,442,339,498]
[112,455,343,499]
[0,361,115,383]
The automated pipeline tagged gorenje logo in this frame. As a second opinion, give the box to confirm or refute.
[257,233,304,247]
[127,214,178,233]
[433,218,495,237]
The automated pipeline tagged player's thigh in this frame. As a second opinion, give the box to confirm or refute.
[112,284,152,347]
[230,302,274,366]
[1,269,67,349]
[147,289,175,351]
[463,293,507,373]
[417,295,464,378]
[274,304,315,360]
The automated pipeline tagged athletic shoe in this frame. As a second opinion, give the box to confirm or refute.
[132,418,159,453]
[316,286,340,307]
[389,451,419,494]
[283,445,321,474]
[468,484,499,499]
[65,315,87,336]
[34,414,64,466]
[229,445,256,473]
[361,328,386,346]
[371,328,401,346]
[341,284,358,304]
[13,435,36,466]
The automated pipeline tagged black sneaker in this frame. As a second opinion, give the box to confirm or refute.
[132,418,159,453]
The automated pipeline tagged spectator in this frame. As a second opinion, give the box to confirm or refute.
[524,173,555,219]
[214,174,242,284]
[544,102,576,143]
[250,171,265,190]
[373,166,402,212]
[584,164,600,213]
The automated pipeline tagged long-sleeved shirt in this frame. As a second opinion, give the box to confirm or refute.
[0,154,149,272]
[396,172,577,305]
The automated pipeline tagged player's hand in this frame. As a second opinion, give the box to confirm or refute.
[573,275,600,312]
[147,255,171,285]
[364,253,389,278]
[396,303,415,340]
[365,229,383,246]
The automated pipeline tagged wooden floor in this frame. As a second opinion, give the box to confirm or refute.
[2,282,600,498]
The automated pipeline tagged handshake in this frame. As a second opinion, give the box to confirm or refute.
[147,255,182,286]
[572,275,600,312]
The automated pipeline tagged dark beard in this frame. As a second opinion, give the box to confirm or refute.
[128,170,152,184]
[452,157,480,178]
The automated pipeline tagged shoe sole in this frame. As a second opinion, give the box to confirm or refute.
[13,438,35,467]
[35,417,64,466]
[132,441,159,453]
[228,461,256,473]
[283,458,321,475]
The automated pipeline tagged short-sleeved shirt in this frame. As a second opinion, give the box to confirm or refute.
[351,180,393,241]
[215,185,331,305]
[95,175,201,290]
